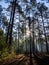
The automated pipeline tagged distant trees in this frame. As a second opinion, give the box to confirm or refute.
[37,3,49,53]
[0,0,49,55]
[0,5,8,50]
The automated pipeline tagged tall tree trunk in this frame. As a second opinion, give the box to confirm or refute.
[29,33,32,65]
[18,24,19,53]
[32,19,35,54]
[25,22,27,54]
[6,6,13,47]
[37,18,43,52]
[6,22,10,46]
[29,18,32,65]
[9,0,16,47]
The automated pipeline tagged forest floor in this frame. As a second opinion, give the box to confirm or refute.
[0,53,49,65]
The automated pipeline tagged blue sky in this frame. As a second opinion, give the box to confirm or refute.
[0,0,49,8]
[0,1,9,8]
[0,0,49,20]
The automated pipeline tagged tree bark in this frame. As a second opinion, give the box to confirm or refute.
[9,0,16,47]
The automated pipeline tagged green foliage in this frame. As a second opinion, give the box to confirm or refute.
[0,29,6,50]
[0,47,16,63]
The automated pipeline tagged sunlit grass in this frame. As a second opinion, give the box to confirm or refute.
[0,47,16,63]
